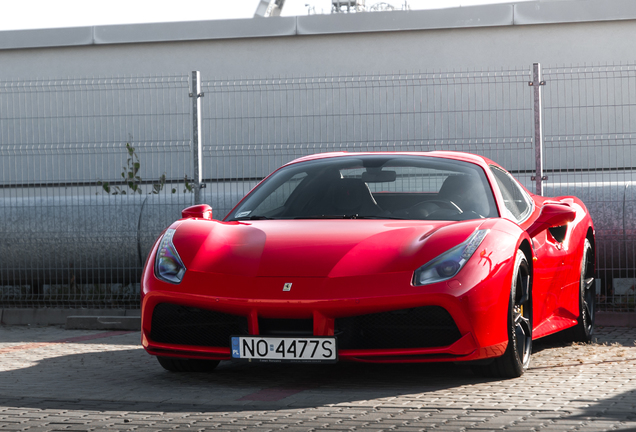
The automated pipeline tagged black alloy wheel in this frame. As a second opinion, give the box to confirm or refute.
[564,238,595,342]
[473,249,532,378]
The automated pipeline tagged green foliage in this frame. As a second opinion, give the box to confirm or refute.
[183,176,194,193]
[153,173,167,195]
[97,143,143,195]
[97,142,193,195]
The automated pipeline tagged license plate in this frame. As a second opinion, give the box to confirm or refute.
[231,336,337,363]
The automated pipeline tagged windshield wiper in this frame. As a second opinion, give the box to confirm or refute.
[294,214,407,220]
[231,215,273,221]
[294,215,349,219]
[354,215,409,220]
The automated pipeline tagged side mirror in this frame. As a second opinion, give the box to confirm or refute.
[182,204,213,220]
[526,203,576,238]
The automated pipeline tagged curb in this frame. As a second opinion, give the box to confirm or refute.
[66,316,141,331]
[596,311,636,327]
[0,308,140,326]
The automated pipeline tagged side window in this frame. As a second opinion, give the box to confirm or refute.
[490,166,532,222]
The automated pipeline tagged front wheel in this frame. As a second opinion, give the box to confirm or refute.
[563,238,595,342]
[473,250,532,378]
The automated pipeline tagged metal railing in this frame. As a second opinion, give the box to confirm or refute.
[1,64,635,312]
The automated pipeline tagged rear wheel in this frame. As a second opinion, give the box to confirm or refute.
[563,239,595,342]
[473,250,532,378]
[157,356,220,372]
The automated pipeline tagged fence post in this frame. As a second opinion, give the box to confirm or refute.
[190,70,204,205]
[529,63,546,196]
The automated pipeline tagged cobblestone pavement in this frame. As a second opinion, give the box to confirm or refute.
[0,325,635,431]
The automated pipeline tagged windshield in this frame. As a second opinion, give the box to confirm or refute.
[226,155,498,221]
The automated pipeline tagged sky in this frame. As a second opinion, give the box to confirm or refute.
[0,0,531,32]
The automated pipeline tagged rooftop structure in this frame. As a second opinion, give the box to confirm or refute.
[1,0,636,51]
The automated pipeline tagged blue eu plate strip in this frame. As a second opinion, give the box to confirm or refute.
[231,337,240,358]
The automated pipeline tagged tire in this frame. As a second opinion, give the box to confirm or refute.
[473,250,532,378]
[157,356,220,373]
[563,239,595,342]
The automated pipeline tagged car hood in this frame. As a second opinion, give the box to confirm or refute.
[171,219,486,278]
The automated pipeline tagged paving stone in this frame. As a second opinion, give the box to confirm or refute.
[389,427,427,431]
[271,428,318,432]
[499,427,538,431]
[426,426,469,431]
[1,327,635,430]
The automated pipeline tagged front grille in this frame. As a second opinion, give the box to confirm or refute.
[259,318,313,336]
[335,306,461,350]
[150,303,248,348]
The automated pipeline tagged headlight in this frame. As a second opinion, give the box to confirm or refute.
[154,228,186,284]
[413,229,489,286]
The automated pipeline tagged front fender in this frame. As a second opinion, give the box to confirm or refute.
[453,218,532,350]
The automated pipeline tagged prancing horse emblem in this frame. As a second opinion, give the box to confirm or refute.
[283,283,292,291]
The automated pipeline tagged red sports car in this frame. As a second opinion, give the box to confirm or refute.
[141,151,595,378]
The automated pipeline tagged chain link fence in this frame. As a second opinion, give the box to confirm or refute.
[1,64,635,311]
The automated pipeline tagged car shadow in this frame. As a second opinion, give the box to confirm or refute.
[532,328,636,354]
[564,387,636,426]
[0,345,496,413]
[2,328,627,414]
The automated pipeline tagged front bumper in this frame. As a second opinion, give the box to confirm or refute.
[141,267,511,363]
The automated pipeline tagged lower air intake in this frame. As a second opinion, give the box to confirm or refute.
[150,303,248,348]
[335,306,461,350]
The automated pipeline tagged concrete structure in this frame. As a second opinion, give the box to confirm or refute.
[65,315,140,330]
[1,0,636,78]
[0,308,140,326]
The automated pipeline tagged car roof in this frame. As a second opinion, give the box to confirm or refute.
[284,151,497,170]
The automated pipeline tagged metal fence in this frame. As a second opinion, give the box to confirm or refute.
[1,64,635,312]
[0,75,195,308]
[542,64,636,312]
